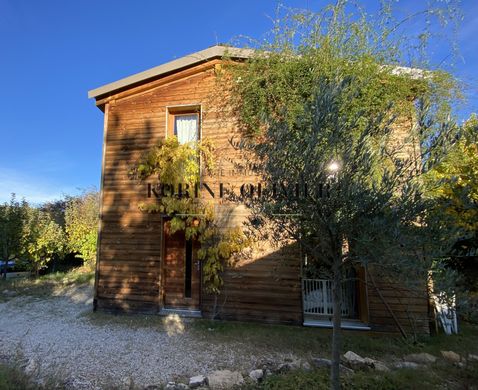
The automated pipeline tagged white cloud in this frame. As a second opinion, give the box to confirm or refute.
[0,167,78,204]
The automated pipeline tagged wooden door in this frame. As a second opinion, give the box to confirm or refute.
[162,226,201,309]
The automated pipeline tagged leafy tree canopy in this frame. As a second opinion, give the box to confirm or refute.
[22,207,66,275]
[65,189,100,268]
[426,115,478,237]
[218,1,463,388]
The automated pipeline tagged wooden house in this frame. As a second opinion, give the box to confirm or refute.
[88,45,430,335]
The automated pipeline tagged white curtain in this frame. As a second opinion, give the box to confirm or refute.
[175,115,198,144]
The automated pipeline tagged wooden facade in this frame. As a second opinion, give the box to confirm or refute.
[89,45,430,334]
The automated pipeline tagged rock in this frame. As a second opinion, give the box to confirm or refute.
[275,358,304,373]
[360,357,390,372]
[342,351,370,370]
[404,353,437,364]
[248,369,264,383]
[259,358,276,370]
[165,382,189,390]
[393,361,419,369]
[63,377,95,390]
[143,386,161,390]
[372,361,390,372]
[275,363,291,373]
[343,351,366,364]
[468,354,478,362]
[342,351,392,373]
[311,358,332,369]
[189,375,206,388]
[441,350,461,363]
[207,370,244,390]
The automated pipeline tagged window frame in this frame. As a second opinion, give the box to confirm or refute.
[166,104,202,142]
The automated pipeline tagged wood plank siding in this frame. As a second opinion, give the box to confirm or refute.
[367,274,430,335]
[92,53,430,334]
[94,60,290,315]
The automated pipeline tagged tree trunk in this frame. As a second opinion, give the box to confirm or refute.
[2,226,7,279]
[331,256,342,390]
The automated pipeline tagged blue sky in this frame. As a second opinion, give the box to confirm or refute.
[0,0,476,203]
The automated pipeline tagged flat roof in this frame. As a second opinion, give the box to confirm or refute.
[88,45,253,100]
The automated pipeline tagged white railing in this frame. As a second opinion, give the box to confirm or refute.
[302,278,358,318]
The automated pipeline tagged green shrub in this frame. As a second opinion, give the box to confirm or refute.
[0,363,36,390]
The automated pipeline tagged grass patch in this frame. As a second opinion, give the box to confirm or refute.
[192,319,478,361]
[191,319,414,358]
[244,362,478,390]
[215,320,478,390]
[0,267,94,302]
[39,268,94,285]
[0,362,34,390]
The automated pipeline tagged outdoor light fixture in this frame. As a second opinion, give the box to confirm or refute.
[327,161,340,172]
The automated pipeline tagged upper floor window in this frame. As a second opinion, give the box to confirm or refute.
[174,114,198,144]
[168,106,200,145]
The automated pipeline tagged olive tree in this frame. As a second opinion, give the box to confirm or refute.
[222,2,461,388]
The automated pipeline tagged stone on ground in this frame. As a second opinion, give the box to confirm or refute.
[343,351,370,370]
[468,354,478,362]
[189,375,206,388]
[343,351,365,364]
[404,353,437,364]
[311,358,332,369]
[441,350,461,363]
[393,361,419,369]
[248,369,264,382]
[342,352,390,372]
[207,370,244,390]
[312,356,355,374]
[275,358,305,373]
[371,361,390,372]
[165,382,189,390]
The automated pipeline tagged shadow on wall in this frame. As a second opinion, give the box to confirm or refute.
[96,111,164,313]
[202,241,303,325]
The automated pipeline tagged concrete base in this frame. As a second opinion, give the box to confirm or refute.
[159,308,202,318]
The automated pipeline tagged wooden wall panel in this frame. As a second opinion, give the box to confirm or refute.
[94,60,287,316]
[94,58,429,335]
[367,271,430,335]
[201,244,303,325]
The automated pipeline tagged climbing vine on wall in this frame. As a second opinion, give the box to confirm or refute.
[130,136,250,294]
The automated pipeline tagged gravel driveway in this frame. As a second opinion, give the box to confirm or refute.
[0,285,293,389]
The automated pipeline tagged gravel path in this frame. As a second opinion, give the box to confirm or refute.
[0,285,292,389]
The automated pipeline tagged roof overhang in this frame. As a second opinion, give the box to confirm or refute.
[87,45,253,100]
[88,44,424,105]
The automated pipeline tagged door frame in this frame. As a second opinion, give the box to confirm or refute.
[159,215,202,311]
